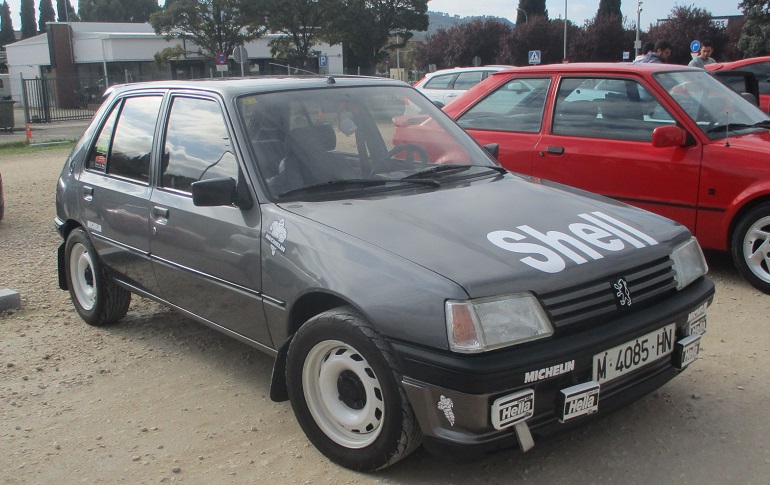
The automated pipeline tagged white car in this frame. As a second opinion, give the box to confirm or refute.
[414,65,514,106]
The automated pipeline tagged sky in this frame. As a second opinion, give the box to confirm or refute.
[2,0,745,34]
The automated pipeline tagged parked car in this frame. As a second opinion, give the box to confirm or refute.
[414,66,514,106]
[434,63,770,293]
[55,76,713,471]
[706,56,770,114]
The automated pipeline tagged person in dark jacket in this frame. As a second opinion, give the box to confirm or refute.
[641,40,672,63]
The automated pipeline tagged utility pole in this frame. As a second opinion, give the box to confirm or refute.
[635,0,643,58]
[563,0,568,60]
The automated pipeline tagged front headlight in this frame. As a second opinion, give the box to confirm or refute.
[446,293,553,353]
[671,236,708,290]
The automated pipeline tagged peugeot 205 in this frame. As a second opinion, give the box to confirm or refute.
[55,76,714,471]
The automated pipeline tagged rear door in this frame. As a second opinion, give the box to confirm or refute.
[77,94,163,294]
[148,93,269,346]
[532,75,702,232]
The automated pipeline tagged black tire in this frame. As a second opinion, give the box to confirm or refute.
[64,228,131,325]
[286,306,422,471]
[731,202,770,294]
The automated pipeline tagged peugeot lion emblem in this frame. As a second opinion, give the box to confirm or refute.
[614,278,632,307]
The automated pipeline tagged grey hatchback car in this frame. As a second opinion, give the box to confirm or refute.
[56,76,714,471]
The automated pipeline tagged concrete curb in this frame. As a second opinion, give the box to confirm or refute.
[0,288,22,312]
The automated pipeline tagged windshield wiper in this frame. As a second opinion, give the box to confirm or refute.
[752,120,770,129]
[706,123,755,134]
[277,178,439,199]
[401,164,507,180]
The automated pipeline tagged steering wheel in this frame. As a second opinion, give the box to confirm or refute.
[385,144,429,164]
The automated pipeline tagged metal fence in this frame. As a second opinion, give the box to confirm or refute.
[21,76,105,124]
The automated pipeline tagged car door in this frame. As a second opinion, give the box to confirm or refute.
[532,76,702,232]
[77,94,163,295]
[444,71,485,104]
[149,93,269,346]
[455,76,552,175]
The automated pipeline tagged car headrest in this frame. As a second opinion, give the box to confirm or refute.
[288,124,337,153]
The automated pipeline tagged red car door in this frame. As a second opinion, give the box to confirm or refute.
[452,77,552,175]
[531,75,703,233]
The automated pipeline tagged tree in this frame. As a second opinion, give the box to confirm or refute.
[325,0,429,75]
[20,0,37,39]
[38,0,56,32]
[414,18,511,70]
[572,14,635,62]
[517,0,547,22]
[149,0,268,60]
[647,6,728,65]
[1,1,16,47]
[56,0,79,21]
[738,0,770,57]
[597,0,622,19]
[80,0,160,23]
[499,16,572,65]
[264,0,337,64]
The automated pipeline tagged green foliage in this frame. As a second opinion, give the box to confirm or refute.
[517,0,548,21]
[56,0,79,21]
[20,0,37,39]
[573,13,635,62]
[264,0,336,62]
[597,0,622,19]
[325,0,429,74]
[1,1,16,47]
[149,0,268,59]
[153,44,188,66]
[739,0,770,56]
[414,18,512,69]
[499,16,574,65]
[79,0,160,23]
[38,0,56,32]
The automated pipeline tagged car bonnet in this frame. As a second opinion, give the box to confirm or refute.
[279,176,688,298]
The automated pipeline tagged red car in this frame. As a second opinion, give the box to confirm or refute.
[404,63,770,292]
[706,56,770,114]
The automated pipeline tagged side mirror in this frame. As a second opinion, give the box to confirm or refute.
[483,143,499,159]
[191,177,238,207]
[651,125,687,148]
[432,100,445,109]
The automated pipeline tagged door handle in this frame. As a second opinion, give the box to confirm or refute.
[152,206,169,221]
[82,186,94,202]
[546,146,565,155]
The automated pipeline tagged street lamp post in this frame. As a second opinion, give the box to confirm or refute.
[635,0,643,57]
[563,0,568,60]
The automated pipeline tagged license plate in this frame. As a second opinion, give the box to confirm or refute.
[673,334,701,369]
[593,324,675,384]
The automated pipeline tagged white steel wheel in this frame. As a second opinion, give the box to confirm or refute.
[302,340,385,448]
[69,242,97,311]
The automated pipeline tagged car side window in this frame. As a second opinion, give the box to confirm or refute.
[87,103,120,173]
[424,74,454,90]
[161,96,239,193]
[453,71,484,90]
[553,78,669,142]
[456,78,550,133]
[741,62,770,96]
[107,96,163,182]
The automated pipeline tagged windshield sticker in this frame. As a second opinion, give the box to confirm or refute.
[266,219,287,256]
[487,211,658,273]
[437,395,455,426]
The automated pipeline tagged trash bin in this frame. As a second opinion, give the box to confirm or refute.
[0,99,14,133]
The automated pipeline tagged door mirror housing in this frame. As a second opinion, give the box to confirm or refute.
[192,177,238,207]
[652,125,687,148]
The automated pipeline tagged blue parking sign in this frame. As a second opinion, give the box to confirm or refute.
[528,50,541,65]
[319,55,328,68]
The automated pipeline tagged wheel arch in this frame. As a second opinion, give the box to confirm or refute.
[57,220,85,290]
[727,193,770,249]
[269,291,352,402]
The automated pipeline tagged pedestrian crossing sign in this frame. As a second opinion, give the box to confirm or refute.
[528,50,541,65]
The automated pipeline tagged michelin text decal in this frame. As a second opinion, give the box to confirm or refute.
[524,360,575,384]
[487,211,658,273]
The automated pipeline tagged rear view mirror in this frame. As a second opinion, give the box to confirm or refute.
[652,125,687,148]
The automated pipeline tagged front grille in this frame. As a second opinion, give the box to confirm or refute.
[538,256,678,328]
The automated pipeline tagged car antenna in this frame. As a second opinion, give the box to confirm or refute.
[725,111,730,147]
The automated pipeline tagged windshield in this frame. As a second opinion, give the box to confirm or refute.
[654,70,770,140]
[236,85,499,200]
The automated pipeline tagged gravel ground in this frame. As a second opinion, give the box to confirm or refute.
[1,148,769,484]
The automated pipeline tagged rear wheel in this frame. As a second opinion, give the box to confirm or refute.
[64,228,131,325]
[286,307,421,471]
[731,203,770,294]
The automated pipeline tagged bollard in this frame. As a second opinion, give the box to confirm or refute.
[26,123,32,141]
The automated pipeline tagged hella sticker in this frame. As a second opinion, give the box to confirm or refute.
[491,389,534,430]
[488,211,658,273]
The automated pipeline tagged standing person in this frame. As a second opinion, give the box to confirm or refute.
[634,42,655,63]
[688,40,716,68]
[641,40,672,63]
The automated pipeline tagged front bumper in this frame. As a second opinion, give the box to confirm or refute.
[393,277,714,459]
